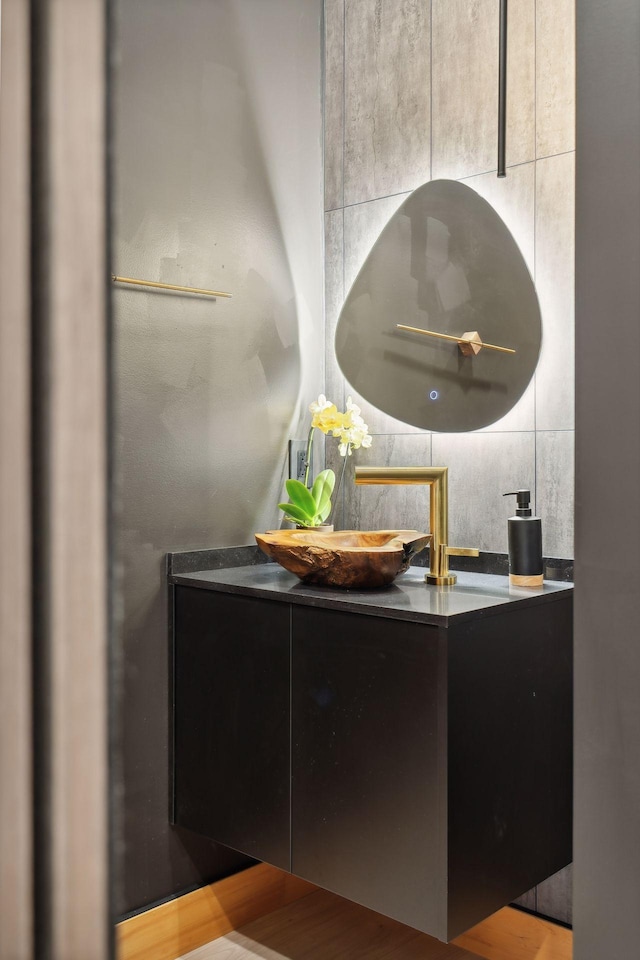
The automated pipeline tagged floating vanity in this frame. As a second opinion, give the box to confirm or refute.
[169,557,572,942]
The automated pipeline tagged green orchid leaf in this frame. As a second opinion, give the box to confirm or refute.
[312,469,335,518]
[277,502,315,525]
[285,479,317,518]
[316,488,332,518]
[311,469,335,504]
[318,500,332,522]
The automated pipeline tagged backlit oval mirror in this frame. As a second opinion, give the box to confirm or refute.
[335,179,542,432]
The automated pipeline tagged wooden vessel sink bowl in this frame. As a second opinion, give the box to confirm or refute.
[255,529,431,589]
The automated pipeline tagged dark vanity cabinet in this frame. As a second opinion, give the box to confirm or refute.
[290,606,444,935]
[171,569,572,942]
[173,589,290,869]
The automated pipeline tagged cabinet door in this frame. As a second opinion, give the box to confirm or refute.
[173,587,290,869]
[446,597,573,938]
[291,606,447,938]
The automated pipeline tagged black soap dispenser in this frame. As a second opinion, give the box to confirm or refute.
[503,490,543,587]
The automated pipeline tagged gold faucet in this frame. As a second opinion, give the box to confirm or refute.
[354,466,479,585]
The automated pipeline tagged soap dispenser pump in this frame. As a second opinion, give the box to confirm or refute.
[503,490,543,587]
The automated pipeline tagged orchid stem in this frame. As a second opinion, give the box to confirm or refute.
[303,425,314,488]
[328,448,349,524]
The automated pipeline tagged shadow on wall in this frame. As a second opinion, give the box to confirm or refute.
[113,0,323,916]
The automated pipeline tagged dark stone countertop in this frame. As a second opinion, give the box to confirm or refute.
[169,563,573,627]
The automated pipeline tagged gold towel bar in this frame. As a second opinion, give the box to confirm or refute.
[111,275,232,298]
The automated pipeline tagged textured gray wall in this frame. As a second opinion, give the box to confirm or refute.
[324,0,575,567]
[323,0,574,923]
[113,0,323,916]
[575,2,640,956]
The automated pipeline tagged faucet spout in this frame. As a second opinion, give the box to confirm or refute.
[354,465,478,585]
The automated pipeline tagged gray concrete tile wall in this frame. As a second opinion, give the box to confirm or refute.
[505,0,536,167]
[325,5,576,552]
[328,433,433,532]
[513,887,537,912]
[343,193,408,293]
[535,152,575,432]
[536,0,576,158]
[536,430,575,560]
[325,209,345,407]
[537,865,573,925]
[432,432,537,554]
[431,0,499,180]
[431,0,534,178]
[344,0,430,205]
[324,0,345,210]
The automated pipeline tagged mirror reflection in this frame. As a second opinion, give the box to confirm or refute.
[335,179,542,432]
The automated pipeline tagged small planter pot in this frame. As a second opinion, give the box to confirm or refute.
[296,523,334,532]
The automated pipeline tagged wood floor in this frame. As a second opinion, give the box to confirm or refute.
[177,888,572,960]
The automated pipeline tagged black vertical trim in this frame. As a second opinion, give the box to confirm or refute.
[168,583,177,824]
[429,0,433,183]
[498,0,508,177]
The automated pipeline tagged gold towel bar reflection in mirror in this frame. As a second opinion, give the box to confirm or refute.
[396,323,516,355]
[111,275,232,298]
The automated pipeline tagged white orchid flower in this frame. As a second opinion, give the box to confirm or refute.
[309,394,332,415]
